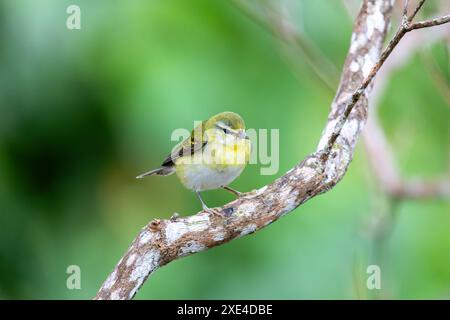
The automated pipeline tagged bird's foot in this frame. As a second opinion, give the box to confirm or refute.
[222,186,245,198]
[202,205,223,216]
[196,191,232,217]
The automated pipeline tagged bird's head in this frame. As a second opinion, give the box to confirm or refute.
[204,112,248,141]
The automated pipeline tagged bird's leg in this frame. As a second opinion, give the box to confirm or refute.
[222,186,244,198]
[196,191,221,215]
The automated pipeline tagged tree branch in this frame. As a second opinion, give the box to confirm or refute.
[95,0,449,300]
[322,5,449,159]
[363,7,450,200]
[406,14,450,30]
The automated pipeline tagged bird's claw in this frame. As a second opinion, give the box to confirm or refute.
[222,186,246,198]
[202,206,224,216]
[233,191,245,197]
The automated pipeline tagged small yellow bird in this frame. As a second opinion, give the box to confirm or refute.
[137,112,251,214]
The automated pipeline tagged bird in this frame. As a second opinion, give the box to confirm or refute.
[136,112,251,214]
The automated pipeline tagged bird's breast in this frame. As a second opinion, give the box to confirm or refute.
[174,138,250,191]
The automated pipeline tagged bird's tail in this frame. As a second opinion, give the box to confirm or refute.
[136,166,175,179]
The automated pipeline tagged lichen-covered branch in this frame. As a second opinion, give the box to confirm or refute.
[95,0,449,300]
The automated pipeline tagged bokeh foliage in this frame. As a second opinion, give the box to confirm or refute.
[0,0,449,299]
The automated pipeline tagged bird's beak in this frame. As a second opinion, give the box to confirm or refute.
[240,129,249,140]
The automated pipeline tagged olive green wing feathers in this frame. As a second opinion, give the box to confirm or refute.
[161,120,208,167]
[136,121,208,179]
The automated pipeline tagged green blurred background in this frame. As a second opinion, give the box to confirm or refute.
[0,0,449,299]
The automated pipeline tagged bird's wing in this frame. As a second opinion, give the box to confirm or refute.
[161,120,208,167]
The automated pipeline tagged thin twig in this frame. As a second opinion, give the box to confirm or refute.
[402,0,410,24]
[322,1,450,159]
[408,0,426,22]
[407,14,450,30]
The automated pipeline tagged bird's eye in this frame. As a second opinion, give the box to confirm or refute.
[216,123,231,134]
[216,124,230,134]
